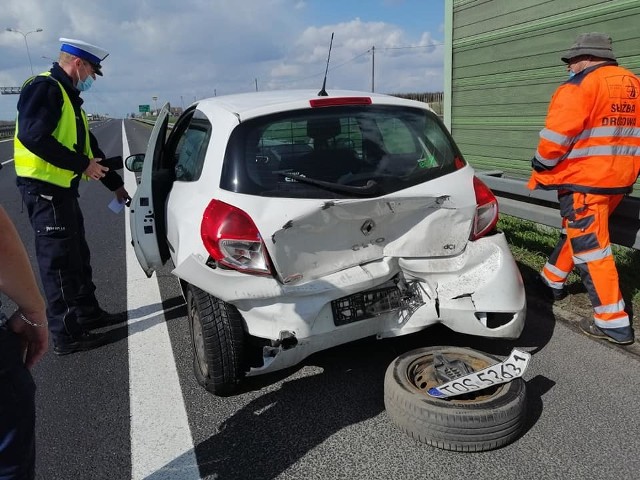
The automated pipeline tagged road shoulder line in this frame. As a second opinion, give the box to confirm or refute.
[123,120,201,480]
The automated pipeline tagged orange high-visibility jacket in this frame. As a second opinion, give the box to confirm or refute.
[528,62,640,194]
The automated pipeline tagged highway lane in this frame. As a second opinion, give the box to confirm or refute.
[1,121,639,479]
[1,119,131,480]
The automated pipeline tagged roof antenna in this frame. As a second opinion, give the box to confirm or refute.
[317,32,334,97]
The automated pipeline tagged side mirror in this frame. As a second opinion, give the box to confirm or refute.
[125,154,145,172]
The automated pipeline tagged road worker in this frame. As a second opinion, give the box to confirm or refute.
[529,32,639,345]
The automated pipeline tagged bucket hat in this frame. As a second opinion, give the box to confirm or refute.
[561,32,616,63]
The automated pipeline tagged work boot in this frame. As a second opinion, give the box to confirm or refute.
[53,331,112,356]
[77,309,127,330]
[534,274,567,301]
[578,317,635,345]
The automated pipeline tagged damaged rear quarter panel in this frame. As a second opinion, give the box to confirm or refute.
[267,195,474,283]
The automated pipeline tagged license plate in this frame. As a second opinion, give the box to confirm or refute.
[331,285,402,326]
[427,348,531,399]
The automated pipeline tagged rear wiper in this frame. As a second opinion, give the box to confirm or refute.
[276,171,380,196]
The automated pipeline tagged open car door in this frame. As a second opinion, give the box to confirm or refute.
[129,103,171,277]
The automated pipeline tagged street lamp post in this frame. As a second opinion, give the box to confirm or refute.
[6,28,44,75]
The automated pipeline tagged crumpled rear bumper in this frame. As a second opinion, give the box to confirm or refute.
[173,231,526,376]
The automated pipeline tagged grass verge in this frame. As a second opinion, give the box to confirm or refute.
[498,214,640,321]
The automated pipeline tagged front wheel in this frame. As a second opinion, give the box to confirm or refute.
[187,285,246,396]
[384,346,527,452]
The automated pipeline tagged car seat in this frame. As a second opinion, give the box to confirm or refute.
[301,117,359,181]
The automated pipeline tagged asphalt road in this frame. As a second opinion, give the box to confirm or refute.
[0,120,639,480]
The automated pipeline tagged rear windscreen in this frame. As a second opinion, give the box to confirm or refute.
[220,105,464,199]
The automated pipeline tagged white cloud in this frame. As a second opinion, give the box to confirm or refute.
[0,0,443,118]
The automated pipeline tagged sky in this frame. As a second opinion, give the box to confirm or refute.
[0,0,445,120]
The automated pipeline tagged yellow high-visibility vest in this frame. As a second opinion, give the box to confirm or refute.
[14,72,93,188]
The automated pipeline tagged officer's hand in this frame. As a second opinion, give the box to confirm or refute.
[114,186,131,206]
[8,309,48,369]
[84,158,109,180]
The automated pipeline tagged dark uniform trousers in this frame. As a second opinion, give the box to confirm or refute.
[18,186,101,343]
[0,328,36,480]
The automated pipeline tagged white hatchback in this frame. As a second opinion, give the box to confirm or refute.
[127,90,526,395]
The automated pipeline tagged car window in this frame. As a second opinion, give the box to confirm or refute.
[220,105,464,199]
[168,110,211,182]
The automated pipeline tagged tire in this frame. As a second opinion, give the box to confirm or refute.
[384,346,527,452]
[187,285,246,396]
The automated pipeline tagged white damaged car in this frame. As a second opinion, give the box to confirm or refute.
[126,90,526,395]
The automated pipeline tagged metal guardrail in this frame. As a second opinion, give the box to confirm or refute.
[8,116,635,248]
[0,87,21,95]
[0,125,15,139]
[478,171,640,250]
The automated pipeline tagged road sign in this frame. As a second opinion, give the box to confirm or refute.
[139,104,150,113]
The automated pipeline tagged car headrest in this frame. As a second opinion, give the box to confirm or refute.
[307,117,341,140]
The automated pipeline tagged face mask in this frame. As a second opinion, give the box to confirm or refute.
[76,64,94,92]
[77,75,93,92]
[568,59,587,80]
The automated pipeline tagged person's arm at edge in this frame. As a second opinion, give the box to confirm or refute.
[0,206,48,368]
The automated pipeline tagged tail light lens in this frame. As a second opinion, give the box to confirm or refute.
[470,176,499,240]
[200,200,272,275]
[309,96,372,107]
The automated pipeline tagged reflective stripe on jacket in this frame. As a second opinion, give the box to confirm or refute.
[528,63,640,194]
[14,72,93,188]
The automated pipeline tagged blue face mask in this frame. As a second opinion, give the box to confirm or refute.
[77,74,94,92]
[568,71,576,80]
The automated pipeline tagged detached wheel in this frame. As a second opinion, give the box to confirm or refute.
[187,285,246,396]
[384,346,527,452]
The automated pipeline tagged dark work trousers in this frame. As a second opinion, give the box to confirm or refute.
[0,328,36,480]
[18,188,101,344]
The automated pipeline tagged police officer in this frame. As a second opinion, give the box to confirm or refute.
[529,33,639,345]
[14,38,129,355]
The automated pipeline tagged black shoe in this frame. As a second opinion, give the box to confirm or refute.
[77,309,127,330]
[579,317,635,345]
[534,274,567,301]
[53,331,112,355]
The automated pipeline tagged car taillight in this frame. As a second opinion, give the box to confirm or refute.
[200,200,272,275]
[470,176,499,240]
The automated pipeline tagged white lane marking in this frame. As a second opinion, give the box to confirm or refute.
[123,121,201,480]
